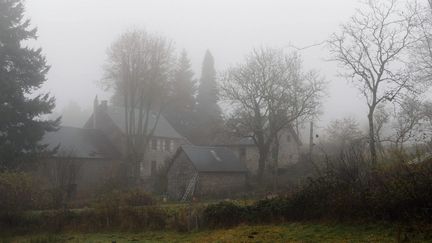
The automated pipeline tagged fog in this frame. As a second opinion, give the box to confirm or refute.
[25,0,365,130]
[4,1,432,235]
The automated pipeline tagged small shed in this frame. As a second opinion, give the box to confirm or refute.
[167,145,248,200]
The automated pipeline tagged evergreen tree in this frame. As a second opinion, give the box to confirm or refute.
[196,50,220,115]
[194,50,222,144]
[171,50,196,113]
[0,0,59,169]
[164,50,196,139]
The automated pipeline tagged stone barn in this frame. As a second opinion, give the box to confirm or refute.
[38,126,122,199]
[167,145,248,200]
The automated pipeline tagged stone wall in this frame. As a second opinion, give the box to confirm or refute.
[167,151,247,200]
[196,172,246,197]
[166,152,196,200]
[142,137,187,178]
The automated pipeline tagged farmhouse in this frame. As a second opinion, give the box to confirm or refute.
[83,98,188,178]
[37,98,303,199]
[37,98,188,197]
[217,126,302,175]
[167,145,248,200]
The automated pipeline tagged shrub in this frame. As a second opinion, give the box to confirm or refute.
[202,149,432,228]
[92,189,155,228]
[203,201,245,228]
[121,189,154,206]
[0,172,48,215]
[246,197,289,223]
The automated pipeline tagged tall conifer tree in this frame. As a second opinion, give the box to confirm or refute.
[171,50,196,113]
[196,50,220,116]
[194,50,222,144]
[164,50,196,139]
[0,0,59,169]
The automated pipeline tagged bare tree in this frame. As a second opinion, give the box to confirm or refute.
[222,47,324,180]
[325,117,364,151]
[409,1,432,84]
[391,96,425,150]
[103,30,174,182]
[328,0,419,164]
[373,104,390,157]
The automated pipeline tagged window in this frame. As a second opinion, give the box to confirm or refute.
[157,139,161,151]
[151,139,157,150]
[170,140,175,152]
[164,139,170,151]
[151,160,157,176]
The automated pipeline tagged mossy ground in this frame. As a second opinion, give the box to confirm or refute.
[2,223,431,243]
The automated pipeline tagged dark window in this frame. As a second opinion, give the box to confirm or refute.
[151,161,157,176]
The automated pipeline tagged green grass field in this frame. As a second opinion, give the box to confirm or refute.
[2,223,430,243]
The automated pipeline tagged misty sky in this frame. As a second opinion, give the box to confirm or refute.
[26,0,365,131]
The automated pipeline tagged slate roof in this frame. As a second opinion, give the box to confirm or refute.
[41,126,120,159]
[104,106,184,139]
[179,145,247,173]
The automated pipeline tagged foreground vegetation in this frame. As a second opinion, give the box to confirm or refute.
[2,149,432,239]
[3,223,432,243]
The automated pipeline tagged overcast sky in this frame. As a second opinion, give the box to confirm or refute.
[25,0,366,131]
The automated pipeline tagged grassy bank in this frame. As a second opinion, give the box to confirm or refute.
[2,223,431,243]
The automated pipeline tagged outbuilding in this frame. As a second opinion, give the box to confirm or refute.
[38,126,121,199]
[167,145,248,200]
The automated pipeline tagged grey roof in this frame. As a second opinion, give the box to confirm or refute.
[180,145,247,172]
[105,106,184,139]
[41,126,120,159]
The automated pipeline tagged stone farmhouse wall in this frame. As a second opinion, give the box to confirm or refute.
[143,137,186,178]
[167,152,196,200]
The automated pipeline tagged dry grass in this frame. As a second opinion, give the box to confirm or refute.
[2,223,431,243]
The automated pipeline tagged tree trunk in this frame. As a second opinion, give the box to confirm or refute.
[257,153,266,181]
[368,110,377,164]
[257,146,270,181]
[271,137,279,192]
